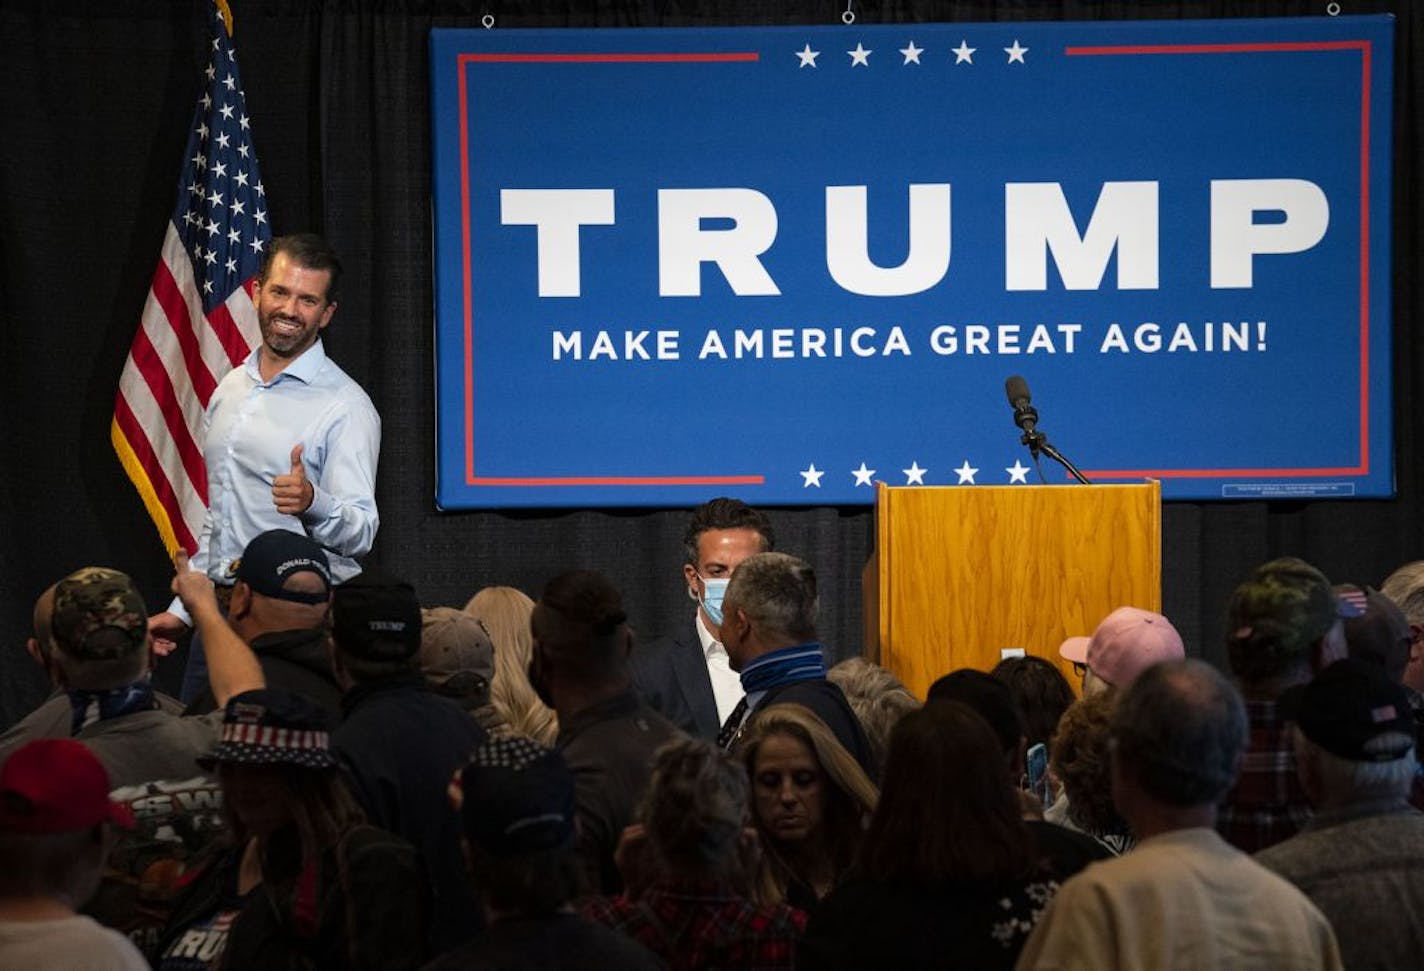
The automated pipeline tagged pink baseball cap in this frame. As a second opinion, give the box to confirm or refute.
[1060,606,1185,687]
[1059,634,1091,664]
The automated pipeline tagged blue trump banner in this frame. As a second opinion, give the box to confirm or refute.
[430,16,1393,509]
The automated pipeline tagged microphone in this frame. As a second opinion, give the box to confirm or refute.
[1004,375,1037,434]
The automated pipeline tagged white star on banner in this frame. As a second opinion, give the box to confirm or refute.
[952,40,976,64]
[954,461,979,485]
[796,44,820,68]
[903,462,927,485]
[800,464,825,487]
[900,41,923,65]
[1006,460,1031,483]
[852,463,876,487]
[848,43,872,67]
[1005,40,1029,64]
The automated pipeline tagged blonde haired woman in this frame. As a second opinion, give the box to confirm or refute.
[464,586,557,745]
[736,703,878,912]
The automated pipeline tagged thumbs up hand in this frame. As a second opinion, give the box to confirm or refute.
[273,443,315,515]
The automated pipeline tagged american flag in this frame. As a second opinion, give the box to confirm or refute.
[111,0,269,556]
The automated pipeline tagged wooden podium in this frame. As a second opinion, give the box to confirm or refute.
[863,480,1161,699]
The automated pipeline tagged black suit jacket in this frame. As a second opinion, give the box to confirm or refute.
[759,677,878,779]
[629,615,721,741]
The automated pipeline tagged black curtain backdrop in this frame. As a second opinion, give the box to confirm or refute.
[1,0,1418,727]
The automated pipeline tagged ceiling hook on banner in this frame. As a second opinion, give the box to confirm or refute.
[842,2,855,26]
[481,12,495,29]
[1326,2,1341,15]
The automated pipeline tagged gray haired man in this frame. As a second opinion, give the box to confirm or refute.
[1256,657,1424,969]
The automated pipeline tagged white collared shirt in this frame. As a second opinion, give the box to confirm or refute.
[167,339,381,624]
[696,611,746,725]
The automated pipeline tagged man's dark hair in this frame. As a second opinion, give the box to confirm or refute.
[467,843,584,915]
[991,655,1076,750]
[926,668,1025,760]
[531,570,629,680]
[682,498,774,567]
[260,233,344,304]
[1112,659,1246,807]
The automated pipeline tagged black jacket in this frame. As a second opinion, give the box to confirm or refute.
[156,824,426,970]
[759,678,878,779]
[185,627,343,723]
[629,616,721,741]
[333,675,488,955]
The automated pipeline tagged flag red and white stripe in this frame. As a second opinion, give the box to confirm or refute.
[113,0,269,555]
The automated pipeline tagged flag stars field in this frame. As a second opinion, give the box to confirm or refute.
[792,38,1032,69]
[791,459,1039,487]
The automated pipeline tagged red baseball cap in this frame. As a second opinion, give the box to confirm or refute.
[0,739,135,834]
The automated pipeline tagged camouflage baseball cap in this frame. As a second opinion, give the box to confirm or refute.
[51,567,148,660]
[1226,557,1341,681]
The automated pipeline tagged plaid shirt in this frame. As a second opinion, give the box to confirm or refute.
[581,878,806,970]
[1408,686,1424,812]
[1217,698,1312,853]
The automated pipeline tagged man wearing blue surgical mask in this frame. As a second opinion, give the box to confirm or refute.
[629,498,774,740]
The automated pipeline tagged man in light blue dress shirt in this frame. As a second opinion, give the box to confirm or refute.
[147,234,381,699]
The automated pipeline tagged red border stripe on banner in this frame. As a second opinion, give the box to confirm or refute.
[1065,39,1374,481]
[457,51,766,488]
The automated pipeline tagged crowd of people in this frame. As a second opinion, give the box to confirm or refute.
[3,496,1423,969]
[4,238,1423,968]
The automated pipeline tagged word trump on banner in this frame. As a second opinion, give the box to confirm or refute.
[431,17,1393,508]
[500,178,1329,297]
